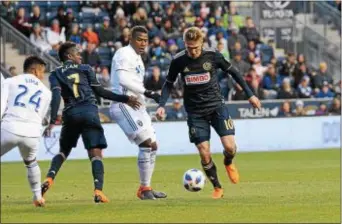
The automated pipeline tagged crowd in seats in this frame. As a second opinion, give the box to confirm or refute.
[1,1,340,109]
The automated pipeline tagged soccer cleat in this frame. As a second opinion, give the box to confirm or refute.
[94,190,109,203]
[152,190,167,199]
[136,186,156,200]
[33,198,45,207]
[41,177,54,197]
[212,188,224,199]
[225,164,240,184]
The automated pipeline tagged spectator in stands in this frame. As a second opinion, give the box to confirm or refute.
[82,24,99,46]
[12,7,32,37]
[292,100,307,116]
[259,39,275,66]
[166,39,179,57]
[297,76,313,98]
[315,102,328,116]
[278,101,292,117]
[231,51,250,76]
[279,52,296,78]
[132,7,148,26]
[240,16,260,43]
[247,40,260,58]
[67,23,82,47]
[277,78,297,99]
[166,99,187,120]
[46,19,66,50]
[208,18,228,39]
[315,81,335,98]
[0,1,16,22]
[146,18,161,40]
[245,67,261,85]
[262,64,281,99]
[328,97,341,115]
[144,66,164,93]
[117,27,130,47]
[98,16,116,47]
[246,51,256,66]
[293,62,310,89]
[230,41,248,60]
[30,23,52,53]
[333,80,341,97]
[312,62,333,90]
[252,57,267,77]
[81,42,101,68]
[55,6,67,29]
[64,8,77,35]
[29,5,44,26]
[96,66,111,88]
[113,18,128,42]
[149,36,166,60]
[249,77,265,100]
[227,25,247,53]
[217,42,229,60]
[209,31,227,50]
[160,18,181,41]
[164,6,179,28]
[149,2,163,28]
[9,66,17,77]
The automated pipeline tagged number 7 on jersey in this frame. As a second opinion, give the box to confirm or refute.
[67,73,80,98]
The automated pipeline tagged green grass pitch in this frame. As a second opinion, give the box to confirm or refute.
[1,149,340,223]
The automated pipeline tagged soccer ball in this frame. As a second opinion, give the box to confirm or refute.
[183,169,206,192]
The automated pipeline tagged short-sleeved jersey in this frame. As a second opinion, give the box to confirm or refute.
[111,45,146,104]
[165,49,232,116]
[1,74,51,137]
[50,61,101,111]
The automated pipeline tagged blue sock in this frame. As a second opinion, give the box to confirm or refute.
[91,157,104,191]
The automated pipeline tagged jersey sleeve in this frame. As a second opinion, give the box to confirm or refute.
[0,78,10,119]
[84,65,101,87]
[215,51,232,72]
[49,71,61,90]
[165,59,181,84]
[112,52,132,71]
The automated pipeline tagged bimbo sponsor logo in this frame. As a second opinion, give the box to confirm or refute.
[184,72,210,85]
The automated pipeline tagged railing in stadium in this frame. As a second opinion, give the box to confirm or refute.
[0,18,61,72]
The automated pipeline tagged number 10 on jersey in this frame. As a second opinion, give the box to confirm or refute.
[67,73,80,98]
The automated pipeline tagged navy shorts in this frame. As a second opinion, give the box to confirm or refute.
[187,105,235,145]
[60,105,107,151]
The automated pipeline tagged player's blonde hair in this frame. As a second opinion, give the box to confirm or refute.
[183,27,204,43]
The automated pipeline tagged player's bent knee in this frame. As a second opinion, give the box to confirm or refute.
[23,158,36,166]
[88,148,103,160]
[151,141,158,151]
[224,144,237,154]
[135,129,154,146]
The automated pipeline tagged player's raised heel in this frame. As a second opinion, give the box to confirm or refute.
[137,186,156,200]
[212,188,224,199]
[94,190,109,203]
[41,177,54,197]
[225,164,239,184]
[33,198,45,207]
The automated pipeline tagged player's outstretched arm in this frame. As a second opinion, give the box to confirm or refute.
[91,85,141,110]
[116,70,160,103]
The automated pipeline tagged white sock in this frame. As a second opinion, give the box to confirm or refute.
[138,147,151,187]
[26,161,42,201]
[149,150,157,183]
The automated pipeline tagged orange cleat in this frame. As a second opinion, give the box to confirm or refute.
[212,188,224,199]
[225,164,239,184]
[94,189,109,203]
[41,177,54,197]
[33,198,45,207]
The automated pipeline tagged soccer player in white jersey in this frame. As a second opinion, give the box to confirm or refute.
[110,26,166,200]
[1,56,52,207]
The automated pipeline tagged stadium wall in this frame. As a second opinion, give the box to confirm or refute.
[1,116,340,162]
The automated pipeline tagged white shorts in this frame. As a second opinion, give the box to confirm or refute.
[109,103,156,145]
[0,128,39,161]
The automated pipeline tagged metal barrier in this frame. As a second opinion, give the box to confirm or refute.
[0,18,60,72]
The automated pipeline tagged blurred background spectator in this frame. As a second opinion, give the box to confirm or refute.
[166,99,187,120]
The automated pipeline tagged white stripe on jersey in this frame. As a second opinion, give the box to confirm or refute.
[1,74,52,137]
